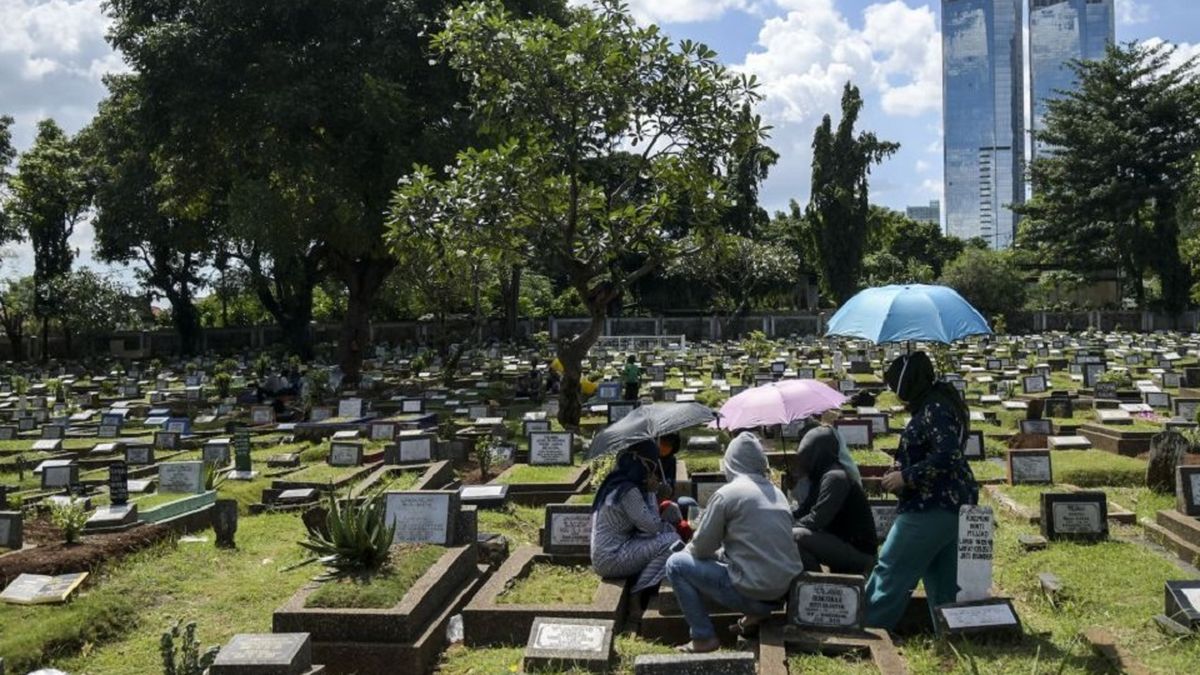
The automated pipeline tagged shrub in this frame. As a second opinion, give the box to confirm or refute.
[299,489,395,578]
[160,619,219,675]
[49,500,89,544]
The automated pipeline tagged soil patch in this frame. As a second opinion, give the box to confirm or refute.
[0,517,171,585]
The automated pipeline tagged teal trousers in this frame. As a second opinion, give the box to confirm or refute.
[864,508,960,630]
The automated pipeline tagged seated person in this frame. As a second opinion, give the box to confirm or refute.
[655,433,695,541]
[590,440,682,596]
[788,418,862,506]
[665,432,804,653]
[789,427,878,575]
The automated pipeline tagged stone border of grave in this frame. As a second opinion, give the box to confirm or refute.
[757,623,909,675]
[461,545,628,647]
[273,544,478,645]
[1143,508,1200,566]
[351,461,455,497]
[138,490,217,524]
[1078,423,1157,457]
[983,484,1134,527]
[270,461,383,492]
[488,464,591,507]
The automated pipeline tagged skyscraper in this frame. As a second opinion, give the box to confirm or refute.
[1029,0,1115,159]
[941,0,1025,249]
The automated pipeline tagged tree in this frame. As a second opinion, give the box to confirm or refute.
[0,277,33,361]
[802,83,899,304]
[1017,41,1200,314]
[8,120,88,361]
[866,206,963,279]
[82,76,213,355]
[391,0,767,426]
[939,248,1027,322]
[106,0,565,382]
[0,115,18,243]
[52,269,144,357]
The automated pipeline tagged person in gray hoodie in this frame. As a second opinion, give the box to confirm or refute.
[664,432,805,653]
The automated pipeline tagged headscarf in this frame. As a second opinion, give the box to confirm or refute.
[885,351,970,445]
[795,427,842,516]
[591,439,659,513]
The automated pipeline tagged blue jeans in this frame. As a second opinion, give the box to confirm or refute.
[664,551,783,641]
[865,509,960,630]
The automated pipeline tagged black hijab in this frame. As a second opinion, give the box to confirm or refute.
[795,426,842,516]
[591,440,659,513]
[885,351,970,445]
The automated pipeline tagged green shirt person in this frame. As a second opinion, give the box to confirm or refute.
[622,356,642,401]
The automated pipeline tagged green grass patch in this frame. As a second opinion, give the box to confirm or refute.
[682,453,723,474]
[478,504,545,547]
[305,545,444,609]
[279,462,361,485]
[787,653,877,674]
[1052,450,1145,487]
[440,635,673,674]
[494,464,579,485]
[497,564,598,605]
[970,459,1007,481]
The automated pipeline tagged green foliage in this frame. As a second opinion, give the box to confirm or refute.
[1098,369,1133,389]
[212,372,233,398]
[49,500,89,544]
[939,248,1027,321]
[159,619,218,675]
[0,114,17,243]
[202,463,226,491]
[0,276,34,359]
[589,453,618,491]
[802,83,899,304]
[1017,41,1200,312]
[299,490,396,577]
[667,232,801,318]
[741,330,776,361]
[864,207,963,281]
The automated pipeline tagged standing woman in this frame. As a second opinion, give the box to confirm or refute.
[865,351,977,630]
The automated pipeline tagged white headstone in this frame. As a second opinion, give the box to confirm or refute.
[957,505,994,602]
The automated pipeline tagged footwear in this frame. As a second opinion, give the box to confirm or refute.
[675,637,720,653]
[729,614,769,637]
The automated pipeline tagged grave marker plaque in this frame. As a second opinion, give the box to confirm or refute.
[337,398,364,419]
[1174,399,1200,422]
[1164,580,1200,629]
[370,422,396,442]
[230,433,255,480]
[597,382,621,401]
[310,406,334,422]
[159,461,204,494]
[543,504,593,556]
[209,633,313,675]
[1007,449,1052,485]
[250,406,275,425]
[529,432,573,466]
[1019,419,1052,436]
[1147,391,1172,409]
[787,573,865,632]
[384,490,458,545]
[165,417,190,435]
[523,617,614,674]
[1176,466,1200,517]
[523,419,551,435]
[40,460,78,490]
[0,426,14,441]
[97,424,119,439]
[1040,491,1108,542]
[126,445,154,466]
[108,461,129,507]
[202,440,231,466]
[388,434,433,464]
[963,430,985,461]
[0,511,21,550]
[401,398,425,414]
[691,472,727,508]
[1023,375,1047,394]
[833,420,872,448]
[606,401,637,424]
[329,442,364,467]
[0,572,89,605]
[868,499,898,541]
[1093,381,1118,400]
[934,598,1022,638]
[1045,397,1073,419]
[957,505,993,602]
[154,430,180,450]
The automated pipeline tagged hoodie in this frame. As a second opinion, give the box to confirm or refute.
[686,432,805,601]
[793,428,877,555]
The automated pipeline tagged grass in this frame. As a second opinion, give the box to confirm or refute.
[2,513,312,673]
[439,635,675,675]
[970,459,1007,481]
[1051,450,1146,488]
[477,503,546,547]
[496,564,598,605]
[494,464,579,485]
[304,544,445,609]
[787,653,877,674]
[278,462,362,485]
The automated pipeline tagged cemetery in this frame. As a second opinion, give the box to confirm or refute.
[0,321,1198,674]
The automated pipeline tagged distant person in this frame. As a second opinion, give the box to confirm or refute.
[790,427,877,575]
[665,432,804,653]
[866,352,977,630]
[590,441,681,598]
[622,355,642,401]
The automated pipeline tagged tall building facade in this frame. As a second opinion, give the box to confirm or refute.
[1029,0,1115,159]
[942,0,1025,249]
[906,200,941,225]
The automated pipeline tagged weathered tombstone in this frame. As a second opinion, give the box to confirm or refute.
[523,617,614,674]
[369,422,396,442]
[159,461,205,494]
[203,439,232,466]
[384,490,458,545]
[40,460,78,490]
[1019,419,1052,436]
[1023,375,1047,394]
[209,633,317,675]
[868,499,898,541]
[1007,449,1052,485]
[1176,465,1200,517]
[310,406,334,422]
[957,505,994,602]
[0,572,89,605]
[387,433,434,464]
[41,424,64,440]
[1044,397,1072,420]
[1040,492,1108,542]
[125,445,154,466]
[250,405,276,425]
[543,504,592,556]
[212,499,238,549]
[154,430,180,450]
[1148,431,1191,493]
[787,573,865,632]
[933,598,1022,638]
[0,511,22,550]
[230,432,256,480]
[328,442,363,467]
[1164,580,1200,629]
[529,432,573,466]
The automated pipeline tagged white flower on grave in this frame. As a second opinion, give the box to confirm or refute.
[565,53,583,66]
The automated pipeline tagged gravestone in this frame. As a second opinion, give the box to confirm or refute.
[159,461,205,494]
[125,445,154,466]
[42,425,64,440]
[1146,391,1172,409]
[384,490,458,545]
[596,382,621,401]
[0,572,89,605]
[328,442,364,467]
[0,511,22,550]
[1174,398,1200,422]
[209,633,317,675]
[165,417,191,435]
[400,398,425,414]
[0,426,14,441]
[957,505,994,602]
[250,406,276,425]
[337,398,364,419]
[40,460,78,490]
[1177,466,1200,517]
[833,420,872,448]
[787,573,865,632]
[97,424,119,439]
[1007,449,1052,485]
[108,461,129,507]
[268,453,301,469]
[523,617,614,674]
[1019,419,1052,436]
[523,419,551,435]
[1164,580,1200,629]
[633,653,756,675]
[154,430,180,450]
[607,401,637,424]
[369,422,396,442]
[868,499,898,541]
[386,434,434,464]
[690,473,727,508]
[963,431,985,461]
[543,504,592,556]
[529,432,573,466]
[1023,375,1047,394]
[203,439,232,466]
[230,433,256,480]
[458,484,509,509]
[934,598,1022,638]
[1040,492,1108,542]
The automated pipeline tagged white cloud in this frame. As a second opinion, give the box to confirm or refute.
[915,159,930,173]
[571,0,765,24]
[1140,37,1200,75]
[1116,0,1151,26]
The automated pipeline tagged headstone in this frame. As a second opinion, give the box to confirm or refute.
[209,633,314,675]
[0,572,89,605]
[40,460,78,490]
[387,434,434,464]
[787,573,865,632]
[458,484,509,509]
[310,406,334,422]
[1147,391,1172,409]
[230,433,256,480]
[1174,398,1200,422]
[1177,465,1200,517]
[369,422,396,442]
[108,461,129,507]
[1164,580,1200,629]
[268,453,301,468]
[384,490,458,545]
[1007,449,1052,485]
[956,505,993,602]
[250,406,275,425]
[606,401,637,424]
[337,398,364,419]
[934,598,1022,638]
[1019,419,1052,436]
[165,417,191,435]
[159,461,205,494]
[543,504,592,556]
[596,382,620,401]
[328,442,364,467]
[523,617,614,674]
[125,445,154,466]
[0,511,22,550]
[1095,409,1132,425]
[963,431,985,460]
[203,439,232,466]
[0,426,14,441]
[1023,375,1047,394]
[833,420,872,448]
[400,398,425,414]
[691,473,727,508]
[529,432,573,466]
[154,430,180,450]
[868,499,898,541]
[1040,491,1108,542]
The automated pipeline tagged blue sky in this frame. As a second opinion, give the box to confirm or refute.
[0,0,1198,281]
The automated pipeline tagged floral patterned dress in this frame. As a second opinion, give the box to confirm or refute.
[894,399,978,513]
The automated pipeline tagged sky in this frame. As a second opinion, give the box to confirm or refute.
[0,0,1199,284]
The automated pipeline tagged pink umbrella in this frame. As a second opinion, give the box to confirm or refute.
[715,379,847,430]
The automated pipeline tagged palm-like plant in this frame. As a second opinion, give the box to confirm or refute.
[299,489,395,578]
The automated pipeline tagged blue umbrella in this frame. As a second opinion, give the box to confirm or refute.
[825,284,992,344]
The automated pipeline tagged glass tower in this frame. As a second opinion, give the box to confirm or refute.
[941,0,1025,249]
[1030,0,1115,159]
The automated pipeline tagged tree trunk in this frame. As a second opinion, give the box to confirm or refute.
[63,325,73,359]
[556,287,614,430]
[332,256,395,387]
[40,316,49,363]
[499,265,522,341]
[246,248,323,361]
[7,329,23,362]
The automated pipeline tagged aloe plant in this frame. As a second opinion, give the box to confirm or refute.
[298,489,395,578]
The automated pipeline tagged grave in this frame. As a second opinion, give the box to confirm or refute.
[329,441,364,467]
[40,459,79,490]
[0,572,89,605]
[1177,465,1200,517]
[868,499,898,541]
[542,503,592,557]
[209,633,324,675]
[788,573,866,632]
[0,511,22,550]
[159,461,205,494]
[203,438,233,466]
[1040,492,1109,542]
[690,472,727,508]
[933,598,1022,638]
[957,505,994,602]
[522,617,614,674]
[633,652,755,675]
[529,432,574,466]
[229,433,257,480]
[386,433,435,465]
[385,491,458,545]
[458,484,508,509]
[1007,449,1052,485]
[1164,580,1200,630]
